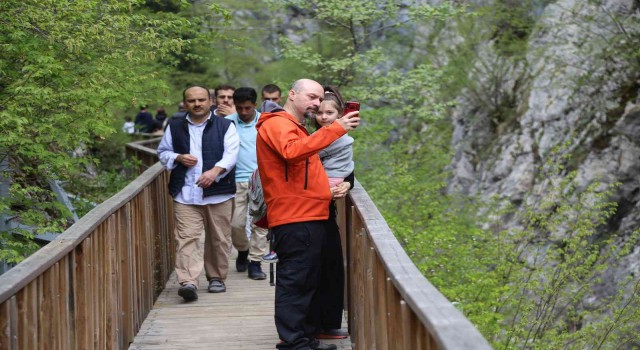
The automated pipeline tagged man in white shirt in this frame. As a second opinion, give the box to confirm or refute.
[157,86,240,302]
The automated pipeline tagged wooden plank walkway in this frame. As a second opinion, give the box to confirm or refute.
[129,250,352,350]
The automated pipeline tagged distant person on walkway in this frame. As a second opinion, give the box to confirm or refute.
[165,102,187,129]
[155,107,168,126]
[157,86,239,302]
[256,79,359,350]
[224,87,268,280]
[212,84,236,117]
[135,105,155,133]
[122,116,135,134]
[261,83,282,105]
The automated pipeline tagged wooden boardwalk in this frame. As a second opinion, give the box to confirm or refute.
[129,250,352,350]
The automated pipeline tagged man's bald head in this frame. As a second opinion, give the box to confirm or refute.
[291,79,323,93]
[284,79,324,122]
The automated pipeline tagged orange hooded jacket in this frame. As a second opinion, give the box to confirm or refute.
[256,110,347,228]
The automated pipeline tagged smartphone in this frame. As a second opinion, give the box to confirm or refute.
[343,101,360,116]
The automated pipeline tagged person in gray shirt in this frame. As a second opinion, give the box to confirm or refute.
[314,87,354,189]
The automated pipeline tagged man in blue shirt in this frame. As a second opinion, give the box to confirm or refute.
[225,87,268,280]
[157,86,240,302]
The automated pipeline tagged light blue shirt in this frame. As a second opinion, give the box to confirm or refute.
[157,113,240,205]
[225,110,260,183]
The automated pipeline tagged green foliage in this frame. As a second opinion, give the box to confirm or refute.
[429,1,552,136]
[273,0,462,87]
[482,151,640,348]
[173,0,287,91]
[483,0,547,57]
[0,0,217,262]
[65,131,141,218]
[385,142,640,348]
[164,1,231,93]
[357,118,640,347]
[502,181,636,347]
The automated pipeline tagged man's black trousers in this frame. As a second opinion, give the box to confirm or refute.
[273,220,326,350]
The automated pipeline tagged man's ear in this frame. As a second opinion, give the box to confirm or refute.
[288,89,296,101]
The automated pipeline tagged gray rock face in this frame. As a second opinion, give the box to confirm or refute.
[448,0,640,296]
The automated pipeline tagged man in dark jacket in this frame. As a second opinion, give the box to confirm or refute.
[134,105,155,133]
[157,86,239,302]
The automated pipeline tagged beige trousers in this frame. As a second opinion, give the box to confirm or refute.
[173,200,233,286]
[230,182,269,262]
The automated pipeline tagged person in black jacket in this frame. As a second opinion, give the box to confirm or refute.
[134,105,155,133]
[157,86,240,302]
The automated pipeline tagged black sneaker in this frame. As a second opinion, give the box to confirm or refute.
[178,284,198,302]
[314,344,337,350]
[208,278,226,293]
[236,250,249,272]
[308,339,337,350]
[248,261,266,280]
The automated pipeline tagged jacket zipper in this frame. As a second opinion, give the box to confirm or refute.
[284,162,288,182]
[304,158,309,190]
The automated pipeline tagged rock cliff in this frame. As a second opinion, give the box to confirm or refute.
[447,0,640,288]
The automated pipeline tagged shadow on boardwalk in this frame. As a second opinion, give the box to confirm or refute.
[129,249,352,350]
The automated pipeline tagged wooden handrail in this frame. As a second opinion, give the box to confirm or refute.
[125,138,161,175]
[340,184,492,349]
[0,160,175,349]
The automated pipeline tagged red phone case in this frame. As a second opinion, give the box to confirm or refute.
[344,101,360,116]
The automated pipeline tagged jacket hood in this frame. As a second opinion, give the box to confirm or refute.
[261,100,284,114]
[256,101,300,131]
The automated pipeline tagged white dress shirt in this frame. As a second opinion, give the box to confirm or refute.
[157,113,240,205]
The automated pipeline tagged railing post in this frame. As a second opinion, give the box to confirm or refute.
[373,256,389,350]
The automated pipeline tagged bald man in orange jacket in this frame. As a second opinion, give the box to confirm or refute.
[256,79,359,350]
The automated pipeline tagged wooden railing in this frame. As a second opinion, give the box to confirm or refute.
[0,158,175,349]
[338,187,491,349]
[0,138,491,349]
[125,138,160,174]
